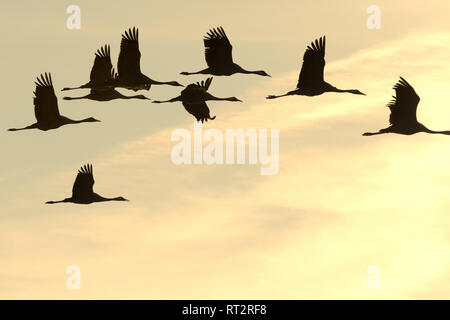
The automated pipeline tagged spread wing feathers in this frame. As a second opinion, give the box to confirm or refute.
[196,77,213,91]
[182,77,213,94]
[203,26,233,68]
[117,27,141,78]
[33,73,60,123]
[182,102,216,123]
[90,44,113,85]
[387,77,420,126]
[72,164,95,199]
[297,36,326,88]
[111,67,118,80]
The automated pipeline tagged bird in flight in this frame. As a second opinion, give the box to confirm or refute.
[108,27,183,91]
[46,164,129,204]
[266,36,365,99]
[180,26,270,77]
[62,45,150,101]
[363,77,450,136]
[153,77,241,122]
[8,73,100,132]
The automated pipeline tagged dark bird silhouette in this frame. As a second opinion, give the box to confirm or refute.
[266,36,365,99]
[363,77,450,136]
[46,164,129,204]
[8,73,100,132]
[153,77,241,122]
[180,26,270,77]
[62,45,150,101]
[107,27,183,91]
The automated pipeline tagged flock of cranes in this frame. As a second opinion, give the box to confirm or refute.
[7,26,450,204]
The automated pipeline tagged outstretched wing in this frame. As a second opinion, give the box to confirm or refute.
[117,27,141,79]
[203,27,233,68]
[33,73,60,123]
[72,164,95,199]
[387,77,420,126]
[195,77,213,91]
[90,44,113,86]
[297,36,326,89]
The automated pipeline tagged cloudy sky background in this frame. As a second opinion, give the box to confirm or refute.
[1,0,450,298]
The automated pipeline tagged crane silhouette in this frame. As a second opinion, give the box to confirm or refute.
[363,77,450,136]
[180,26,270,77]
[46,164,128,204]
[266,36,365,99]
[8,73,100,132]
[153,77,241,122]
[107,27,183,92]
[62,45,150,101]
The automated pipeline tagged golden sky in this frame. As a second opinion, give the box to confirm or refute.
[1,0,450,299]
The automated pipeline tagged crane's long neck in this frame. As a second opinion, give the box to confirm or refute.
[363,131,388,136]
[241,69,258,74]
[328,85,365,95]
[7,123,38,131]
[266,90,298,100]
[46,198,71,204]
[153,96,182,103]
[94,194,127,202]
[63,94,90,100]
[233,64,269,76]
[363,127,391,136]
[142,75,182,87]
[334,88,354,93]
[180,69,210,76]
[208,95,240,102]
[61,117,98,125]
[150,80,176,85]
[70,119,91,124]
[103,197,124,202]
[426,129,450,135]
[236,67,262,75]
[61,84,88,91]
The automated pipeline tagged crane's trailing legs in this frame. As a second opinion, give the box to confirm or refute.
[7,124,38,131]
[152,96,182,104]
[180,70,208,76]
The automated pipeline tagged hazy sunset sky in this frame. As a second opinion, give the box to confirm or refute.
[1,1,450,299]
